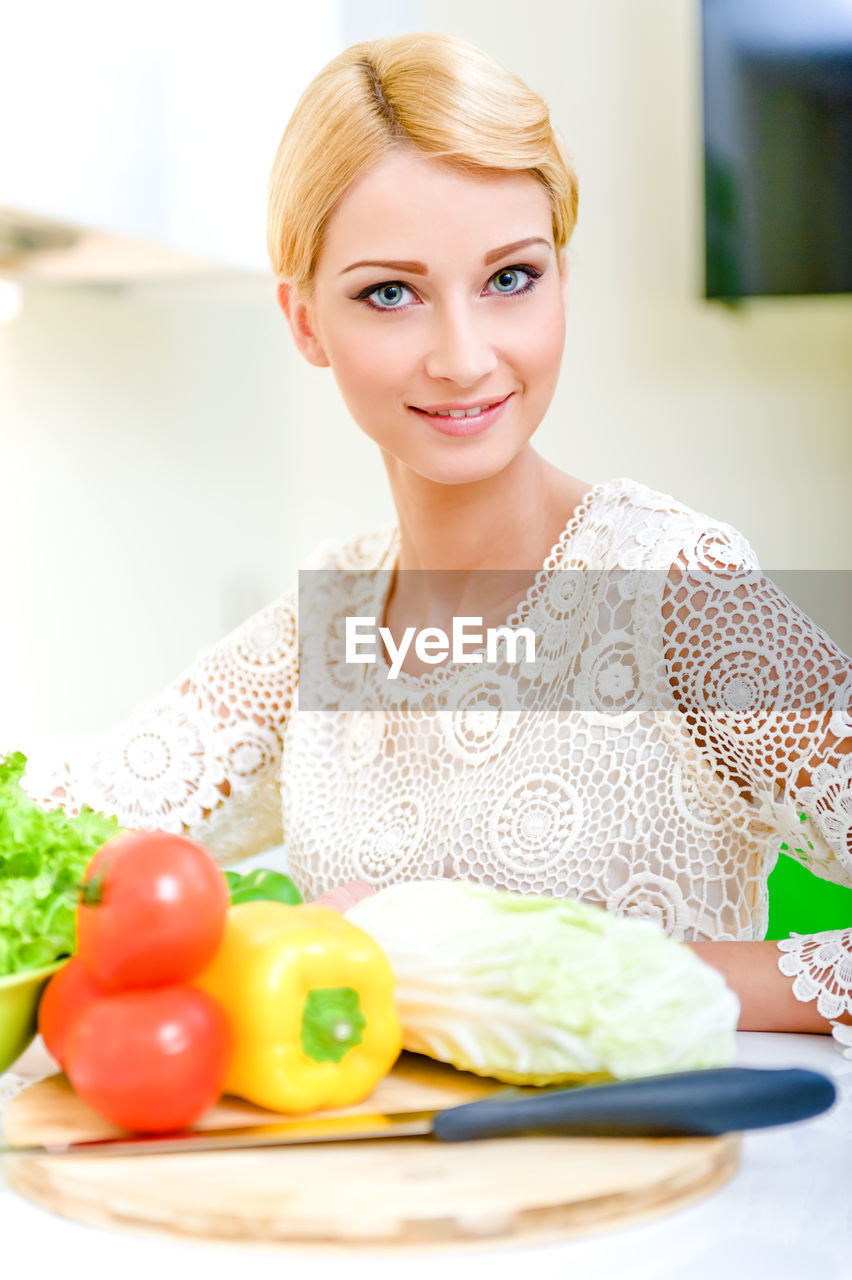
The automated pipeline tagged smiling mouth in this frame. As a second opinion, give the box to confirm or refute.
[411,396,510,418]
[409,395,512,437]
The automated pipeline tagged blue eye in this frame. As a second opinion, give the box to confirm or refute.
[356,264,541,313]
[363,282,414,310]
[490,268,529,293]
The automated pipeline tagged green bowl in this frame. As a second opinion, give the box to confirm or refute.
[0,960,66,1075]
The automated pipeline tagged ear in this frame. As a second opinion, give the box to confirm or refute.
[276,280,330,368]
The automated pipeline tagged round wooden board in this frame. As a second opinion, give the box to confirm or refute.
[3,1060,740,1253]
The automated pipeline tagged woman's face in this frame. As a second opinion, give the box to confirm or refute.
[279,147,569,488]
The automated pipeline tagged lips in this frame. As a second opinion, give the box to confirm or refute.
[409,394,512,437]
[412,395,510,416]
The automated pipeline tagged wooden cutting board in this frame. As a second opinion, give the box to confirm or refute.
[2,1053,739,1252]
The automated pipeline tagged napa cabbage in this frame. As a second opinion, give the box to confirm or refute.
[348,879,739,1084]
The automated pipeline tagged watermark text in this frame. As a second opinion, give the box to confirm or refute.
[345,616,536,679]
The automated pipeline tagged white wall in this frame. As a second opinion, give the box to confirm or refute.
[0,2,341,271]
[1,279,393,746]
[2,0,850,750]
[428,0,852,561]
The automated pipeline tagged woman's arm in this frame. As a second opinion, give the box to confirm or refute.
[318,885,852,1034]
[661,548,852,1038]
[313,881,376,912]
[687,937,852,1033]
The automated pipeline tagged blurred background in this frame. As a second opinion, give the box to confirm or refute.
[1,0,850,752]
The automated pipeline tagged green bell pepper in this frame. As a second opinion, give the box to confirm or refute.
[225,868,303,907]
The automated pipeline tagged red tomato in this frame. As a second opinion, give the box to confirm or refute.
[77,830,229,990]
[64,986,231,1132]
[37,957,104,1069]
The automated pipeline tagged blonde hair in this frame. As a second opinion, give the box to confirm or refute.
[267,32,578,298]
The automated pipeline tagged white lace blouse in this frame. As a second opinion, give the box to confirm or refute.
[21,477,852,1052]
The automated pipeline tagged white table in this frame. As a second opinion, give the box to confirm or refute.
[1,1032,849,1280]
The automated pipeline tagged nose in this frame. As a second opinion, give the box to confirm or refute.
[423,300,498,387]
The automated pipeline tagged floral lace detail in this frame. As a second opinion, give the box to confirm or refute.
[17,479,852,1028]
[22,595,298,865]
[777,929,852,1055]
[831,1021,852,1060]
[796,755,852,879]
[607,872,693,940]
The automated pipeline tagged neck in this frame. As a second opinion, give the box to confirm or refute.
[384,446,585,573]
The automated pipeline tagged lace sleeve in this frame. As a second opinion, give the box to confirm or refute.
[18,593,298,866]
[776,930,852,1055]
[658,526,852,1043]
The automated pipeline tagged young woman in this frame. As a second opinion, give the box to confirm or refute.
[23,33,852,1043]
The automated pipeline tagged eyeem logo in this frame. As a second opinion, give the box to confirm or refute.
[345,616,536,680]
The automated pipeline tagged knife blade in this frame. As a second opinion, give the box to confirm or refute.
[1,1066,835,1158]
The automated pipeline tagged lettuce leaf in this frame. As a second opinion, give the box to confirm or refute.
[0,752,122,977]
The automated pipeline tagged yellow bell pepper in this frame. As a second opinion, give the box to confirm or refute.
[195,900,402,1113]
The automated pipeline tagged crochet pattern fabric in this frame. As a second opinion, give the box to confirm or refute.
[21,478,852,1048]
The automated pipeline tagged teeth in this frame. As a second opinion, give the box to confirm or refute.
[427,402,496,418]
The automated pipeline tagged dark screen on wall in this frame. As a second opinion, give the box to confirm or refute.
[702,0,852,299]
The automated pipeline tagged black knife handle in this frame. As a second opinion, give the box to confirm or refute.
[431,1067,836,1142]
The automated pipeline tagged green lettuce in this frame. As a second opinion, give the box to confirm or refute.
[0,752,122,976]
[348,879,739,1084]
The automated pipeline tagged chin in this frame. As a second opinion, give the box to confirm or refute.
[406,444,529,488]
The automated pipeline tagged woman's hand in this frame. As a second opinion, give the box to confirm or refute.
[312,880,376,914]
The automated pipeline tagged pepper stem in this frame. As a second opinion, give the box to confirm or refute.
[301,987,366,1063]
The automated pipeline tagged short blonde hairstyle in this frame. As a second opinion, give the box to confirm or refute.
[267,32,579,298]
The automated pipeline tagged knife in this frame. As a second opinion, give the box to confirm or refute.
[1,1067,835,1157]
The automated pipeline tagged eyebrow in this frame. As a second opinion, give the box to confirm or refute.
[338,237,552,276]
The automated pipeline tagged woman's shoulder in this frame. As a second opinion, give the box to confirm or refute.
[594,475,744,527]
[302,525,398,572]
[584,477,760,570]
